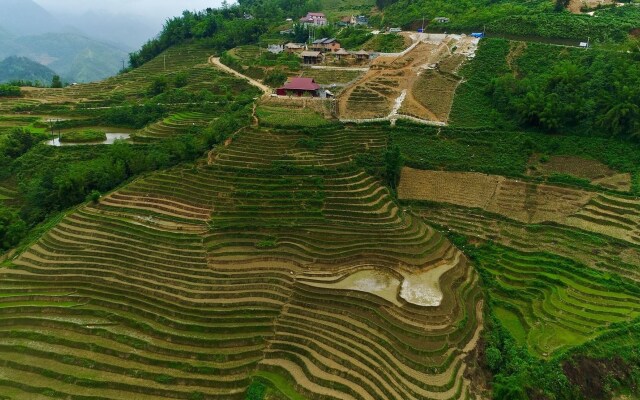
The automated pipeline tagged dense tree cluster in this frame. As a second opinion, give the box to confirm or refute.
[128,0,326,69]
[490,48,640,139]
[0,84,21,97]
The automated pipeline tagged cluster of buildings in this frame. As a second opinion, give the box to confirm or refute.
[297,12,369,27]
[268,39,372,65]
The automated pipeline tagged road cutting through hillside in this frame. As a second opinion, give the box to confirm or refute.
[209,56,272,95]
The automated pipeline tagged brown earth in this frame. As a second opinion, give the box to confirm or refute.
[568,0,615,13]
[528,154,632,192]
[398,167,640,245]
[338,35,476,123]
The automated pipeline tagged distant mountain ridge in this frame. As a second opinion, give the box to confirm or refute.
[0,0,143,83]
[0,56,56,84]
[0,0,64,36]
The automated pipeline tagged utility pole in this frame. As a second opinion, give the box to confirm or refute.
[121,59,125,71]
[164,54,166,71]
[421,16,425,32]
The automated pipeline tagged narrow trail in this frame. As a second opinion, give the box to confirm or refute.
[208,56,272,95]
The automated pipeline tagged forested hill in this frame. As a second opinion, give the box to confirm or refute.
[0,56,56,84]
[129,0,322,68]
[373,0,640,42]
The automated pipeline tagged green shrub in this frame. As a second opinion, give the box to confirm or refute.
[59,129,107,143]
[0,84,21,97]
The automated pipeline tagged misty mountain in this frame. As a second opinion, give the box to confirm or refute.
[0,56,56,84]
[0,0,65,36]
[0,33,128,83]
[55,11,158,51]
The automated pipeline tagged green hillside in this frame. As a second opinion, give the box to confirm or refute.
[0,56,56,84]
[1,33,128,83]
[0,0,639,399]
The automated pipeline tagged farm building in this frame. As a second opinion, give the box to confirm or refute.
[285,43,305,53]
[301,50,323,64]
[311,38,341,52]
[276,77,321,97]
[333,48,350,60]
[351,15,369,26]
[300,12,327,26]
[354,50,371,61]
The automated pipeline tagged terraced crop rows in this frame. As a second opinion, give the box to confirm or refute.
[1,124,485,399]
[300,69,364,85]
[398,165,640,359]
[19,44,216,105]
[474,245,640,357]
[398,168,640,246]
[135,112,214,140]
[410,203,640,282]
[338,36,477,123]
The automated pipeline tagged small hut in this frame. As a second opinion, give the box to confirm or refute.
[301,50,322,64]
[354,50,370,62]
[333,48,350,60]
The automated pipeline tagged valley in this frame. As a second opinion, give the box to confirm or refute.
[0,1,639,399]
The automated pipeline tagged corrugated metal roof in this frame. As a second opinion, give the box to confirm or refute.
[279,78,321,91]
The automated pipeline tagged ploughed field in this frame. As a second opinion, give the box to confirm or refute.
[398,167,640,357]
[338,35,478,124]
[0,125,484,399]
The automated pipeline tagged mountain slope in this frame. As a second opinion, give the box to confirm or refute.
[0,56,56,84]
[0,33,128,83]
[0,0,63,36]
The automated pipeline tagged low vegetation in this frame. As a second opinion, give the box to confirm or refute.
[59,129,107,143]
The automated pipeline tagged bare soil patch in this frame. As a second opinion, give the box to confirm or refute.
[399,167,640,245]
[529,155,632,192]
[338,35,477,123]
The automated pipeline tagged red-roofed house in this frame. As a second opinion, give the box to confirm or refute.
[276,77,321,97]
[299,12,327,26]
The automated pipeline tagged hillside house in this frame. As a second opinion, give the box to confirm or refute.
[434,17,450,23]
[276,77,321,97]
[311,38,341,53]
[300,12,327,26]
[301,50,323,64]
[351,15,369,26]
[285,43,305,53]
[354,49,371,61]
[333,48,350,60]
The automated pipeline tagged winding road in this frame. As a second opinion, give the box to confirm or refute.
[208,56,272,95]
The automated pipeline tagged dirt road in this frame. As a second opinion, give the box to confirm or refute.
[208,56,272,95]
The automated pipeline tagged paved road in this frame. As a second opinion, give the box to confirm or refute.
[209,56,272,95]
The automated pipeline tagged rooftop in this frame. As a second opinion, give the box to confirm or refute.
[279,77,321,91]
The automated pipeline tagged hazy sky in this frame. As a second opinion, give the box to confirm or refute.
[35,0,227,24]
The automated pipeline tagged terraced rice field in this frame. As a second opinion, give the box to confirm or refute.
[398,168,640,246]
[135,112,215,140]
[300,69,364,85]
[229,45,261,62]
[398,165,640,359]
[255,105,332,127]
[13,44,219,108]
[411,203,640,282]
[474,245,640,357]
[338,35,477,123]
[0,125,485,399]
